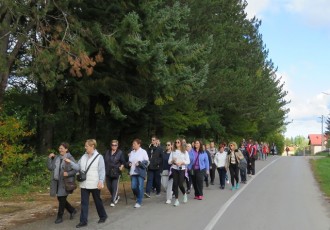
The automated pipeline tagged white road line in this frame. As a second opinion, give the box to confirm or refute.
[203,157,281,230]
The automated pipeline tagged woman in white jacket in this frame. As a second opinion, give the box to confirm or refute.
[214,144,227,189]
[168,139,190,206]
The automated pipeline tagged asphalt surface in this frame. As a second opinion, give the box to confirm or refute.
[14,156,330,230]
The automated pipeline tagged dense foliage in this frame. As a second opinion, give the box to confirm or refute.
[0,0,289,188]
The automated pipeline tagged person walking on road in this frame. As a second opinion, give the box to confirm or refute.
[145,136,163,197]
[127,139,149,208]
[208,141,217,185]
[104,140,126,207]
[168,139,190,206]
[47,142,77,224]
[65,139,108,228]
[214,144,227,189]
[161,141,174,204]
[226,141,243,191]
[188,139,210,200]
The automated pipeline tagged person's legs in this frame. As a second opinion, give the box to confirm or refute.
[196,170,205,196]
[161,170,169,191]
[172,169,179,199]
[251,158,256,175]
[178,170,186,195]
[191,171,198,197]
[154,169,161,194]
[80,188,90,224]
[186,170,192,193]
[56,196,66,221]
[105,176,112,201]
[166,178,173,201]
[131,176,138,199]
[145,170,154,195]
[137,176,144,205]
[234,165,239,184]
[111,176,120,203]
[220,167,226,188]
[210,163,216,184]
[91,189,107,220]
[229,165,235,187]
[64,196,75,214]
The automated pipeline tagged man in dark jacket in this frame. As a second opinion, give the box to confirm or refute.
[145,136,163,197]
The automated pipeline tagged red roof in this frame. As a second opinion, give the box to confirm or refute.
[308,134,327,145]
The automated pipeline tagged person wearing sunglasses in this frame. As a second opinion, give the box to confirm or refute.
[145,136,163,198]
[104,140,126,207]
[161,141,174,204]
[168,139,190,206]
[225,141,244,191]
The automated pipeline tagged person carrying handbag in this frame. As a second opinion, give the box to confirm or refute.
[65,139,108,228]
[47,142,77,224]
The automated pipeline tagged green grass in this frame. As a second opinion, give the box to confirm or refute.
[310,156,330,198]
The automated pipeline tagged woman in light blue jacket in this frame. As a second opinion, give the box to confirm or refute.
[188,139,209,200]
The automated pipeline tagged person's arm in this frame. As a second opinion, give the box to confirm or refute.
[46,153,56,171]
[119,151,126,171]
[65,157,81,171]
[168,152,174,165]
[183,151,190,165]
[98,155,105,183]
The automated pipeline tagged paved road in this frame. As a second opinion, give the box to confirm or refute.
[14,156,330,230]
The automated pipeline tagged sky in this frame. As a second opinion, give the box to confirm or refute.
[245,0,330,138]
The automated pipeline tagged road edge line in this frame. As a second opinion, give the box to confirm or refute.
[203,157,281,230]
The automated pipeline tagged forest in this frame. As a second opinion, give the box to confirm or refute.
[0,0,288,189]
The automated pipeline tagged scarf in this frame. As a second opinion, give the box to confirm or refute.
[53,154,66,180]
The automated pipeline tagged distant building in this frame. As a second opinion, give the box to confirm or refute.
[308,134,328,155]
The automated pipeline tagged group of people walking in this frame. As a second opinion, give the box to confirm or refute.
[47,137,272,228]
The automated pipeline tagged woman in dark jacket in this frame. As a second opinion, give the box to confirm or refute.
[47,142,77,224]
[104,140,126,207]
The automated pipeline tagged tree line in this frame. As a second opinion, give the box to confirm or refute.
[0,0,289,158]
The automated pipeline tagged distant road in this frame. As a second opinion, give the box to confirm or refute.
[15,156,330,230]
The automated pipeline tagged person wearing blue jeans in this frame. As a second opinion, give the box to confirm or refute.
[131,175,145,205]
[128,139,149,208]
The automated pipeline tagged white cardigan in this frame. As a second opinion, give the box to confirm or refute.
[214,151,227,168]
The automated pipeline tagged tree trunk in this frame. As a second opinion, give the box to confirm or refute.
[88,96,97,139]
[37,84,57,154]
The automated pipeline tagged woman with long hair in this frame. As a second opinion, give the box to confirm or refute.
[225,141,244,191]
[188,139,210,200]
[168,139,190,206]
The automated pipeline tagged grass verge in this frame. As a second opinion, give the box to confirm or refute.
[310,156,330,199]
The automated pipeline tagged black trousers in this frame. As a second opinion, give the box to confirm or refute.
[217,167,227,187]
[247,157,255,175]
[210,163,216,183]
[171,169,186,199]
[191,169,205,196]
[80,188,107,224]
[106,175,120,203]
[57,196,75,218]
[185,170,192,191]
[229,164,239,187]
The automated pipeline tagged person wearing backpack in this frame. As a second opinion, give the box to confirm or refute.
[104,140,126,207]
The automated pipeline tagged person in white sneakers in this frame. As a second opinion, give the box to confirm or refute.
[168,139,190,206]
[161,141,174,204]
